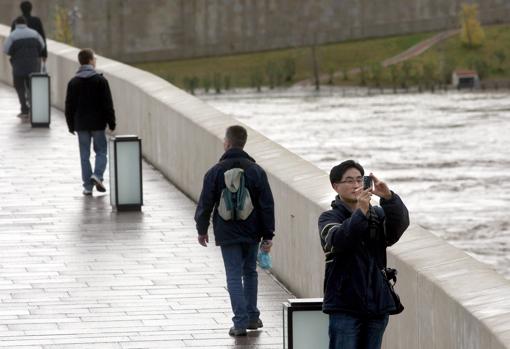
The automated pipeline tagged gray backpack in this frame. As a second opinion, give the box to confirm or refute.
[217,160,254,221]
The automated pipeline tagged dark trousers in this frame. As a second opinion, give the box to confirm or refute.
[13,75,30,114]
[329,312,389,349]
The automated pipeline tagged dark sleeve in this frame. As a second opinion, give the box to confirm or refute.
[380,192,410,246]
[101,78,116,130]
[255,169,275,240]
[64,80,76,132]
[194,168,218,235]
[318,209,369,254]
[34,17,47,58]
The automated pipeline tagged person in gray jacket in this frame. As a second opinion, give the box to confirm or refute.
[3,16,45,118]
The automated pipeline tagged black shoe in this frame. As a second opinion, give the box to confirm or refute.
[90,175,106,192]
[229,327,247,337]
[247,318,263,330]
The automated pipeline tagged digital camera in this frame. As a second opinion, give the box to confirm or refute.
[363,176,373,190]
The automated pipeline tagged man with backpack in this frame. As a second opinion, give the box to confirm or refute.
[194,125,275,337]
[318,160,409,349]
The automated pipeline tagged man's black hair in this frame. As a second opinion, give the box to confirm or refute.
[20,1,32,15]
[14,16,27,25]
[225,125,248,149]
[329,160,364,184]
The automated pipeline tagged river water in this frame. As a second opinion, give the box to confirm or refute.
[201,87,510,280]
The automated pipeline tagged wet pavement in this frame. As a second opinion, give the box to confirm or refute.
[0,82,292,348]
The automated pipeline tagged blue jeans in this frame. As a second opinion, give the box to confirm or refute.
[329,312,389,349]
[220,243,260,329]
[77,131,107,190]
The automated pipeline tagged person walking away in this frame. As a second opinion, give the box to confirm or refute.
[11,1,48,63]
[3,16,44,119]
[65,48,116,195]
[194,125,275,337]
[318,160,409,349]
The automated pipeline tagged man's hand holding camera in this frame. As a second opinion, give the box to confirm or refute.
[356,173,392,215]
[370,173,392,200]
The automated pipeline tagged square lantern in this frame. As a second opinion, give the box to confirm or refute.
[283,298,329,349]
[29,72,51,127]
[109,135,143,211]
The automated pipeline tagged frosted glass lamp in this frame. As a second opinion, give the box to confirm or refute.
[29,73,51,127]
[283,298,329,349]
[109,135,143,211]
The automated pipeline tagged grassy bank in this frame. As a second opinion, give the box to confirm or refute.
[133,25,510,91]
[132,32,433,90]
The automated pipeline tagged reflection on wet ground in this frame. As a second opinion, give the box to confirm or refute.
[203,87,510,280]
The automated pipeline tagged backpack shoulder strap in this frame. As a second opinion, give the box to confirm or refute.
[219,158,254,171]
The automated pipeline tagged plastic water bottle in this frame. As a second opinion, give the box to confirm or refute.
[257,241,272,269]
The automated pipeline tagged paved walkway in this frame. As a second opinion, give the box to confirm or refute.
[0,82,292,348]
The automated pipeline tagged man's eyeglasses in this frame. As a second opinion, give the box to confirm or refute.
[338,177,363,185]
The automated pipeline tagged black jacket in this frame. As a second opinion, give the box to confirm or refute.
[194,148,275,246]
[3,24,44,77]
[65,67,116,132]
[318,193,409,316]
[11,15,47,58]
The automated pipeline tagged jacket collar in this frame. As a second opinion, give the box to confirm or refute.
[219,148,256,163]
[75,64,98,78]
[331,195,355,214]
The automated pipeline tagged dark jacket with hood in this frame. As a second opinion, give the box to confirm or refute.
[11,14,47,58]
[65,65,116,132]
[318,193,409,316]
[194,148,275,246]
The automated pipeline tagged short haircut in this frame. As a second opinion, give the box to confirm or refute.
[20,1,32,15]
[225,125,248,149]
[329,160,364,184]
[78,48,94,65]
[14,16,27,25]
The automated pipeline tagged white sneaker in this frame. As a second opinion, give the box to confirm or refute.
[90,175,106,192]
[82,189,92,196]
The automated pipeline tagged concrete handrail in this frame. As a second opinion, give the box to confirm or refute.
[1,24,509,348]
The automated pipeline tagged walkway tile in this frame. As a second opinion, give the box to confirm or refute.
[0,83,292,348]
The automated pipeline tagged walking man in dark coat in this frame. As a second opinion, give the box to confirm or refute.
[319,160,409,349]
[3,16,44,118]
[65,49,116,195]
[11,1,47,62]
[194,125,275,337]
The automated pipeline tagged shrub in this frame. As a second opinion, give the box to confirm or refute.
[460,3,485,48]
[213,73,222,93]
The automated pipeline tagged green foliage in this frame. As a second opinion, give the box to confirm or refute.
[213,73,222,93]
[460,3,485,48]
[250,70,264,92]
[224,75,232,90]
[359,66,367,86]
[370,63,383,87]
[202,75,211,93]
[282,57,297,82]
[342,67,349,81]
[53,5,73,44]
[469,58,489,80]
[183,76,199,95]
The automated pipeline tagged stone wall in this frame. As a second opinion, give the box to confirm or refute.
[1,24,510,348]
[0,0,509,62]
